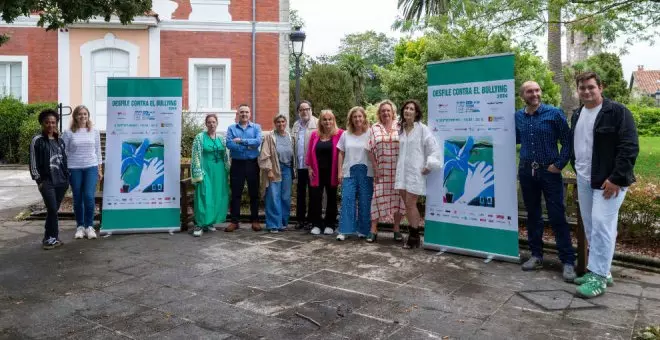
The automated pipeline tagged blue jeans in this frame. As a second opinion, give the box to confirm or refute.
[519,164,575,264]
[265,163,293,230]
[577,175,627,277]
[338,164,374,235]
[69,166,98,227]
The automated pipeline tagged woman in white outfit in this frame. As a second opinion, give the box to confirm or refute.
[395,100,441,249]
[62,105,102,240]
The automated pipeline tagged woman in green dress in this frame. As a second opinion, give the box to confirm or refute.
[191,114,230,237]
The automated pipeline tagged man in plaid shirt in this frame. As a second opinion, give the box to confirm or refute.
[515,81,575,282]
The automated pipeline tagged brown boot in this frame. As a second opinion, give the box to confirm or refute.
[225,223,239,232]
[251,222,262,232]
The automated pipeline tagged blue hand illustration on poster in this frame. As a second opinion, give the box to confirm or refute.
[120,138,165,193]
[443,136,495,207]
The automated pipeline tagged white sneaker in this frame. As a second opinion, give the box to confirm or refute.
[324,227,334,235]
[311,227,321,235]
[336,234,346,241]
[85,227,97,239]
[207,226,216,232]
[193,227,203,237]
[74,227,85,239]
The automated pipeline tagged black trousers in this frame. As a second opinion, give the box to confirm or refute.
[230,159,260,223]
[308,167,337,229]
[296,169,310,223]
[38,181,68,242]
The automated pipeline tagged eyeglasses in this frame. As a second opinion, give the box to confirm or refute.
[298,108,311,112]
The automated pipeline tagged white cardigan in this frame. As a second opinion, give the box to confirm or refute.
[394,122,441,195]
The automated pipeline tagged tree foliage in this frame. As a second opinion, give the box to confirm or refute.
[0,0,152,45]
[289,64,354,129]
[337,54,368,106]
[335,31,398,104]
[377,21,560,121]
[565,52,630,103]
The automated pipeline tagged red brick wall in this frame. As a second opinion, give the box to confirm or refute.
[0,27,58,103]
[160,31,280,127]
[171,0,192,20]
[231,0,280,22]
[170,0,281,22]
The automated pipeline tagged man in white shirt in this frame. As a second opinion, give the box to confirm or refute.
[570,72,639,298]
[291,100,318,229]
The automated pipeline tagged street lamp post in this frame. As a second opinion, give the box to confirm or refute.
[289,26,306,111]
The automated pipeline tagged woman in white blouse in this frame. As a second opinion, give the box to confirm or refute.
[62,105,103,240]
[395,100,441,249]
[336,106,373,241]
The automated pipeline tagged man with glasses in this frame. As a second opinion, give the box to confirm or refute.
[292,100,318,229]
[225,104,263,232]
[515,81,575,282]
[571,72,639,298]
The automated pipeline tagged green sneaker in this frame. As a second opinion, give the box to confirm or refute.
[574,272,614,287]
[576,275,607,298]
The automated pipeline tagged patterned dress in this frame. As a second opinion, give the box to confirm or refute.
[191,132,230,228]
[367,122,405,222]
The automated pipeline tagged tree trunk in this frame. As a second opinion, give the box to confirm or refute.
[547,0,569,114]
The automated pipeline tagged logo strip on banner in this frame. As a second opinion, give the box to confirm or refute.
[424,53,520,262]
[101,78,183,234]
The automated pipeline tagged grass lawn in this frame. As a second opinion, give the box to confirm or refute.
[636,136,660,181]
[516,136,660,182]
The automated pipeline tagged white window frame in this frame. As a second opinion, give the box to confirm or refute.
[80,33,139,109]
[0,55,28,103]
[188,58,231,112]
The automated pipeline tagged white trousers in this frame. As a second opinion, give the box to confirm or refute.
[576,176,627,277]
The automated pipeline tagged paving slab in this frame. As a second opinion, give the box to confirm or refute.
[0,222,659,339]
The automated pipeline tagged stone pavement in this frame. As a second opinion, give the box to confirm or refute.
[1,217,659,339]
[0,169,41,210]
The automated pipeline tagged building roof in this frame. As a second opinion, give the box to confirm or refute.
[630,67,660,95]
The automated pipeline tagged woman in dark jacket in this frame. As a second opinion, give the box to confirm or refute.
[29,109,69,250]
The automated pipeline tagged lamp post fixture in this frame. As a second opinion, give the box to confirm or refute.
[289,26,306,111]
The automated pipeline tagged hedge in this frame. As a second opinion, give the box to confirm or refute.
[629,105,660,137]
[0,98,57,164]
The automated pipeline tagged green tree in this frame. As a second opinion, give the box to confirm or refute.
[566,52,630,103]
[336,31,397,104]
[396,0,660,113]
[289,64,354,128]
[377,22,560,121]
[338,54,368,106]
[0,0,152,45]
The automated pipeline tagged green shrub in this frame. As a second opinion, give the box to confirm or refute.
[25,102,57,117]
[181,110,204,158]
[18,117,42,164]
[0,97,28,163]
[629,105,660,137]
[618,179,660,243]
[635,325,660,340]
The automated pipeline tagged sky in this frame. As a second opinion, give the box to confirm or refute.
[290,0,660,84]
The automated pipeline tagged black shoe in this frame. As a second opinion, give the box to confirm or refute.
[403,228,420,249]
[295,221,307,230]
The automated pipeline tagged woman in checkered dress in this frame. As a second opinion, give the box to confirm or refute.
[365,100,405,243]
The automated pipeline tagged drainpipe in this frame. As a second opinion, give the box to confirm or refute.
[251,0,256,122]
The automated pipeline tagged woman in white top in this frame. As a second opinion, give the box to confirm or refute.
[336,106,373,241]
[62,105,102,240]
[395,100,441,249]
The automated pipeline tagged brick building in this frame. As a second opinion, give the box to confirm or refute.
[0,0,291,131]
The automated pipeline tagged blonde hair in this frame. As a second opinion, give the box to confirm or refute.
[70,105,93,132]
[317,109,338,138]
[376,100,397,124]
[346,106,369,134]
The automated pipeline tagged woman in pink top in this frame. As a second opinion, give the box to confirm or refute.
[306,110,344,236]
